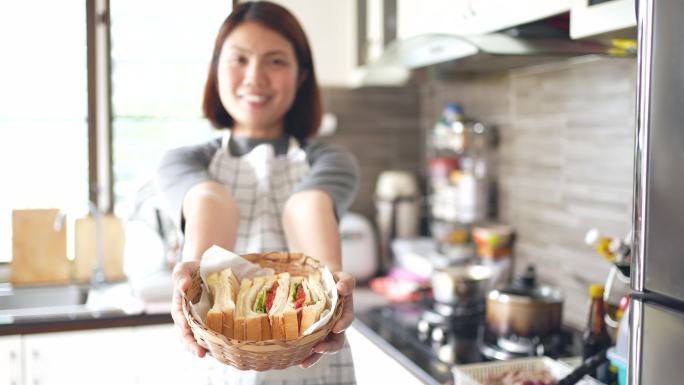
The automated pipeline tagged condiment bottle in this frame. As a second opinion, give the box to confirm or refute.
[582,284,613,382]
[584,229,616,260]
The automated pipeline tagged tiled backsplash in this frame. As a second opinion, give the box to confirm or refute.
[322,56,637,329]
[420,56,637,328]
[319,86,422,221]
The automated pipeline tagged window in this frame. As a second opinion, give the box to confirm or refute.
[111,1,230,218]
[0,2,88,262]
[0,1,231,263]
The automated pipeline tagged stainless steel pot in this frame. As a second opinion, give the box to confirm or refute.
[431,265,493,305]
[485,266,563,338]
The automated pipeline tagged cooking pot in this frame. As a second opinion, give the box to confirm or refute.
[431,264,493,305]
[486,265,563,338]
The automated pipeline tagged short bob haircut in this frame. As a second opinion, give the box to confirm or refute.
[202,1,322,140]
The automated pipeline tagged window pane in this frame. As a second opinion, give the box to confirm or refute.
[0,2,88,262]
[111,1,230,218]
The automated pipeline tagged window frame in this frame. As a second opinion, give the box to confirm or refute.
[86,0,113,214]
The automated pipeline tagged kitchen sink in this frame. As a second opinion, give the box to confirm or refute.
[0,282,136,321]
[0,284,89,309]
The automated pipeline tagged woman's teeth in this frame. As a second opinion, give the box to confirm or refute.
[242,94,268,103]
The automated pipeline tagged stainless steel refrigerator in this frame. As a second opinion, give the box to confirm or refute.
[631,0,684,384]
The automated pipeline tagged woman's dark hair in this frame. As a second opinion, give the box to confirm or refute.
[202,1,322,140]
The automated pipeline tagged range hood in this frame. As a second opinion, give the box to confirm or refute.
[361,23,635,85]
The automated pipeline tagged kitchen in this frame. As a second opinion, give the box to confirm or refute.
[0,0,680,384]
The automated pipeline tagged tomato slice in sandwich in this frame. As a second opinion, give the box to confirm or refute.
[265,281,279,313]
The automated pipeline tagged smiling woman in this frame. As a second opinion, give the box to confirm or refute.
[157,2,359,384]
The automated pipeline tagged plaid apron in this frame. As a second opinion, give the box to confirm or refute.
[206,131,356,385]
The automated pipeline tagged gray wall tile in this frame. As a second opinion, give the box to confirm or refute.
[319,86,422,221]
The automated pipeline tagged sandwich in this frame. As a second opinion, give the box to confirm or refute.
[208,270,331,342]
[299,273,329,334]
[269,273,330,340]
[234,276,269,341]
[247,275,277,341]
[206,268,239,339]
[267,273,297,340]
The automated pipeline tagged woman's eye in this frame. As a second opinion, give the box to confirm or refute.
[270,58,287,66]
[229,55,247,65]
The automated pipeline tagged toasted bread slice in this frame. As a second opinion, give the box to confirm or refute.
[267,273,292,340]
[241,276,268,341]
[206,268,238,339]
[283,309,299,340]
[270,313,285,340]
[206,310,223,334]
[233,278,252,340]
[299,277,327,334]
[281,276,305,340]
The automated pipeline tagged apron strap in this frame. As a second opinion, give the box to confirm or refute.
[221,130,232,154]
[287,136,302,156]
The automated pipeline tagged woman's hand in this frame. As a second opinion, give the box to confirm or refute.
[299,271,356,369]
[171,260,207,358]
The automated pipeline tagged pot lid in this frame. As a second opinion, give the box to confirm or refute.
[492,265,563,302]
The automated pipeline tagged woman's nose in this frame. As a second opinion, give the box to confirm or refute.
[243,60,266,86]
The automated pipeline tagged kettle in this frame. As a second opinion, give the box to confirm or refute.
[374,170,421,272]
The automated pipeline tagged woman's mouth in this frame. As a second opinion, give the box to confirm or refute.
[239,93,270,106]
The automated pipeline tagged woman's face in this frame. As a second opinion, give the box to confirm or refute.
[217,21,301,138]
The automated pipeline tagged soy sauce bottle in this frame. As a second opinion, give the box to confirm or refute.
[582,284,612,381]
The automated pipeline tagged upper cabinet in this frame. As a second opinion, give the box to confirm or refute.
[397,0,572,38]
[570,0,637,39]
[268,0,364,87]
[264,0,636,86]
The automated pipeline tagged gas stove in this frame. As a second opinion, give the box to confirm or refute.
[357,300,582,385]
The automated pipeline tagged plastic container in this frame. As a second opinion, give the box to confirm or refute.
[606,303,630,385]
[615,302,630,359]
[607,347,627,385]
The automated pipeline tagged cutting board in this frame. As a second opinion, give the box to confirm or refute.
[73,215,126,282]
[11,209,71,285]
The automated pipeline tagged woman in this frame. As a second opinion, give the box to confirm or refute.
[157,2,359,384]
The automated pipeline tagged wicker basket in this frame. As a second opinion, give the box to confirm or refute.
[181,251,345,371]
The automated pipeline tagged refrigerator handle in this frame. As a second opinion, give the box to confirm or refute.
[632,0,654,293]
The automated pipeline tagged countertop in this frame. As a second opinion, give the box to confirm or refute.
[0,284,439,384]
[0,311,172,336]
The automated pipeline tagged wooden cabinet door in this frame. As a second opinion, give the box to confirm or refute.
[23,328,136,385]
[0,336,23,385]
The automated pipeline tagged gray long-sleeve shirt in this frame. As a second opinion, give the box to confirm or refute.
[156,135,360,232]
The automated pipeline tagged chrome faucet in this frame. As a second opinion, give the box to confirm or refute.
[88,201,106,287]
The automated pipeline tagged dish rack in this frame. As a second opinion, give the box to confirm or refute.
[452,356,605,385]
